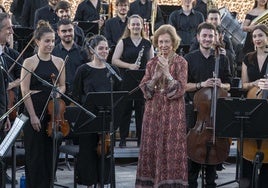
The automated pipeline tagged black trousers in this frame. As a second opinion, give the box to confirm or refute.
[243,158,268,188]
[119,99,144,141]
[188,159,217,188]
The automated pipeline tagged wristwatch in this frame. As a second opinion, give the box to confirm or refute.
[196,82,202,90]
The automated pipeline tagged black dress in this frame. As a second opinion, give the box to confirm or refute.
[118,37,151,144]
[243,51,268,188]
[72,64,121,186]
[23,56,59,188]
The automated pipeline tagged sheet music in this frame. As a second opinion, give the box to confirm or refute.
[0,114,28,158]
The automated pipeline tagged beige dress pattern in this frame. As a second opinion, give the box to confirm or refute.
[135,54,188,188]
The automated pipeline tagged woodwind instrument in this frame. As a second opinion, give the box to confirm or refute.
[135,46,145,66]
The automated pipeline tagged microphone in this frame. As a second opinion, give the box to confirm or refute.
[0,44,3,55]
[88,45,122,82]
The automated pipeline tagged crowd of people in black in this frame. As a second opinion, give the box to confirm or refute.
[0,0,267,187]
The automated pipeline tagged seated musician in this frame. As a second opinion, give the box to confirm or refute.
[184,22,232,188]
[241,24,268,188]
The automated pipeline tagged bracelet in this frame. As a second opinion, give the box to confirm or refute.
[196,82,202,90]
[167,75,174,82]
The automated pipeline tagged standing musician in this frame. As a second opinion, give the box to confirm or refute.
[104,0,129,63]
[0,52,11,187]
[112,14,154,147]
[242,0,268,56]
[74,0,108,35]
[184,22,232,188]
[0,13,23,118]
[54,0,85,47]
[33,0,60,29]
[241,24,268,188]
[127,0,164,36]
[168,0,204,55]
[72,35,121,187]
[20,20,66,188]
[52,19,88,103]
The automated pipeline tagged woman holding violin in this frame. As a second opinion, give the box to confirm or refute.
[20,20,66,188]
[184,22,232,188]
[241,24,268,188]
[72,35,121,187]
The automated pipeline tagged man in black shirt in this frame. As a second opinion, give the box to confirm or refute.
[189,8,236,76]
[194,0,207,19]
[169,0,204,54]
[74,0,108,35]
[104,0,129,63]
[34,0,60,28]
[184,22,232,188]
[128,0,164,35]
[52,19,87,98]
[21,0,48,28]
[54,0,85,46]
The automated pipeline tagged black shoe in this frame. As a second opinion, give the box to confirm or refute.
[119,139,126,148]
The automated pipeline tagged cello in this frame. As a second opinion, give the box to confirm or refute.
[240,81,268,163]
[187,47,231,165]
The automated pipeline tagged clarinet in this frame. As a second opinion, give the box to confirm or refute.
[134,46,145,66]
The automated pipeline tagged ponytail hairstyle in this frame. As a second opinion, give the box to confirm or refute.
[34,20,54,41]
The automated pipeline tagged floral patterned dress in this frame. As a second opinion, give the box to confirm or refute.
[135,54,188,188]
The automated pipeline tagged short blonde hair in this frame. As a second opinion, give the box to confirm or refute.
[152,24,181,51]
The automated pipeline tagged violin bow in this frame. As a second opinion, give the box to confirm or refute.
[8,36,34,73]
[39,55,69,122]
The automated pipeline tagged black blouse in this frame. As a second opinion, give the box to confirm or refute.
[244,51,268,82]
[121,37,151,69]
[72,64,121,104]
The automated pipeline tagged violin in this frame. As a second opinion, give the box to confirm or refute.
[46,74,70,137]
[7,90,17,121]
[96,133,111,157]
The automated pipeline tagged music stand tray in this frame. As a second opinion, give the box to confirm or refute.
[216,97,268,188]
[74,91,128,135]
[77,21,98,37]
[216,97,268,139]
[123,70,145,100]
[13,26,34,40]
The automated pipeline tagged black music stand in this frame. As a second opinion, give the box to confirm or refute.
[13,26,34,58]
[77,21,98,38]
[216,97,268,188]
[74,91,128,188]
[123,70,145,100]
